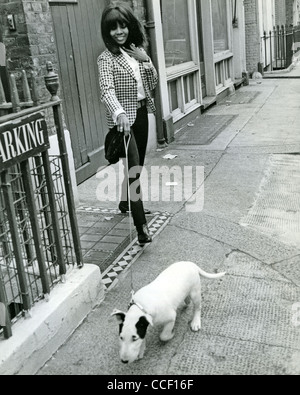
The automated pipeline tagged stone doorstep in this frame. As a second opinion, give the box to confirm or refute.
[0,264,104,376]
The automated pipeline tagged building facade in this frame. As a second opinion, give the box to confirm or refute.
[143,0,248,144]
[244,0,299,75]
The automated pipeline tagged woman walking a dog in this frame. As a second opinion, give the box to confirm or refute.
[98,2,158,245]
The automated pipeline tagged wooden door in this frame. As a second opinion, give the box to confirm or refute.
[50,0,109,184]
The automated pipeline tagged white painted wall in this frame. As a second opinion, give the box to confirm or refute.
[258,0,275,37]
[233,0,247,79]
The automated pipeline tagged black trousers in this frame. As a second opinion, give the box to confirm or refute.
[117,105,149,227]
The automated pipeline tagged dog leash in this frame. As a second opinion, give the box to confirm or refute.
[123,134,136,298]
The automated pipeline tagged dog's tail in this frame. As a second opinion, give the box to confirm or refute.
[198,267,226,279]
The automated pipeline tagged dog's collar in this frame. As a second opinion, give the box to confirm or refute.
[128,301,149,316]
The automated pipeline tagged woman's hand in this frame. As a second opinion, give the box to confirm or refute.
[117,113,131,136]
[124,44,150,63]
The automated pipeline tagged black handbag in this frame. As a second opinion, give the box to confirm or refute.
[104,128,126,164]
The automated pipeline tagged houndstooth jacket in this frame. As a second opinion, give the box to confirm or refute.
[97,48,158,129]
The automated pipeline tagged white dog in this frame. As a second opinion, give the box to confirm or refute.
[112,261,226,364]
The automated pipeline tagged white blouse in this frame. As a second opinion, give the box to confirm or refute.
[120,47,146,102]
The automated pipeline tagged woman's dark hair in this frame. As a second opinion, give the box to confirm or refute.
[101,2,147,54]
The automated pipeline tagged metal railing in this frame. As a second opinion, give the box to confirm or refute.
[0,63,83,339]
[0,69,39,116]
[262,25,299,72]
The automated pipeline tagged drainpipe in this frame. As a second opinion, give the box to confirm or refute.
[144,0,167,148]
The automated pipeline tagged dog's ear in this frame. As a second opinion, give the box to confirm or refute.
[136,315,153,339]
[145,314,154,327]
[111,309,126,324]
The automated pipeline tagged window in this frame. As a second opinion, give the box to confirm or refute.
[158,0,201,122]
[161,0,192,67]
[211,0,229,53]
[210,0,233,92]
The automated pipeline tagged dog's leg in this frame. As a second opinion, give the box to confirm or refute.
[190,286,202,332]
[160,321,176,342]
[160,312,177,342]
[178,296,192,310]
[138,339,146,360]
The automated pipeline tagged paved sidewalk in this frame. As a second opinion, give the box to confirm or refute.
[77,207,172,290]
[38,62,300,376]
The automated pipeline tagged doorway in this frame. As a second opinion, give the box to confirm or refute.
[50,0,109,184]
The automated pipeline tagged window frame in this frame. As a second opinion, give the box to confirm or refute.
[212,0,234,93]
[163,0,200,79]
[162,0,202,122]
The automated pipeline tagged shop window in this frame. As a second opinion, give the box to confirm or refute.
[211,0,229,53]
[159,0,201,122]
[211,0,233,92]
[161,0,192,67]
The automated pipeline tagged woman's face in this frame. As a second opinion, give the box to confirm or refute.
[110,22,129,46]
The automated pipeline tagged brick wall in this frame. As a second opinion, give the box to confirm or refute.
[275,0,286,27]
[286,0,295,26]
[0,0,58,104]
[0,0,30,77]
[275,0,295,27]
[244,0,261,76]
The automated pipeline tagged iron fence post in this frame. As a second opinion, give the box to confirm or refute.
[263,31,267,70]
[0,195,10,259]
[9,74,21,113]
[41,150,67,278]
[281,25,285,68]
[20,159,51,297]
[275,25,279,69]
[269,31,273,71]
[33,155,57,266]
[0,170,31,316]
[13,173,35,266]
[0,276,12,339]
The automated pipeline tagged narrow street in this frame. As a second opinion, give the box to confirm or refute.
[38,62,300,376]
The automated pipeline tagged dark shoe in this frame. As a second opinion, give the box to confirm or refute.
[119,202,152,215]
[137,225,152,245]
